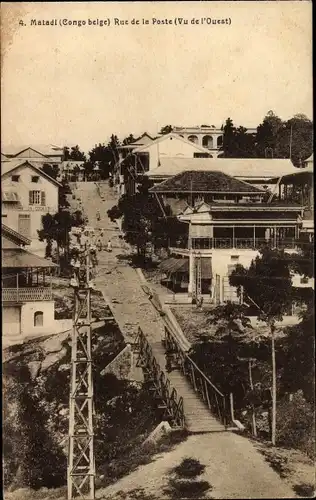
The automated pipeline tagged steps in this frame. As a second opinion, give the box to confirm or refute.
[74,183,228,435]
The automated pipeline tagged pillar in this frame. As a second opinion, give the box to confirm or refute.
[188,251,195,297]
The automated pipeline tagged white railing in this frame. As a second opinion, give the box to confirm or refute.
[190,238,297,250]
[2,287,53,302]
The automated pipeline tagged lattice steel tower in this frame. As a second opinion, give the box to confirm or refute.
[67,227,99,499]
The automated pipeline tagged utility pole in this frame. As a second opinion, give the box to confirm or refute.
[289,124,293,160]
[68,227,98,500]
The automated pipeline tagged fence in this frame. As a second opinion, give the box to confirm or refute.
[135,327,185,428]
[163,326,229,427]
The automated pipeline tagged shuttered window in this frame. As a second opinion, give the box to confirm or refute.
[29,190,46,205]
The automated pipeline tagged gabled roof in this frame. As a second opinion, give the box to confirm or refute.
[149,170,264,194]
[1,160,62,187]
[145,157,298,179]
[132,133,214,156]
[3,144,64,157]
[119,132,156,149]
[305,153,313,163]
[2,224,31,246]
[13,147,49,160]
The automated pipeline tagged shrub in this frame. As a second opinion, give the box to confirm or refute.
[276,391,315,459]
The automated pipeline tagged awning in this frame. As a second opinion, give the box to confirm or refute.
[159,257,189,274]
[2,191,20,202]
[159,256,212,279]
[2,248,59,268]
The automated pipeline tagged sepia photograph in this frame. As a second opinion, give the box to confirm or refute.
[1,1,314,499]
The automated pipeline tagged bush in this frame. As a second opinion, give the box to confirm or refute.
[276,391,315,459]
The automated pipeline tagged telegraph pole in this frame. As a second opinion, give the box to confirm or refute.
[68,227,99,500]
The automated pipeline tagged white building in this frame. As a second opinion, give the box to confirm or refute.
[172,125,255,158]
[116,133,213,196]
[2,224,58,344]
[1,160,61,257]
[2,144,64,168]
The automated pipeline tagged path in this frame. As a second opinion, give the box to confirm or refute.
[74,181,295,498]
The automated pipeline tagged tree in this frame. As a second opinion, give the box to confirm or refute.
[88,135,120,180]
[59,178,71,209]
[122,134,136,146]
[160,125,173,135]
[219,118,237,157]
[229,247,293,445]
[63,145,86,162]
[38,209,84,267]
[256,111,313,166]
[41,163,59,180]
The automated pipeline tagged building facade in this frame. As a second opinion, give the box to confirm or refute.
[2,225,58,344]
[173,125,256,158]
[2,160,61,257]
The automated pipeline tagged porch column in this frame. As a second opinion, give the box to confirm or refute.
[188,251,195,297]
[253,225,256,248]
[232,226,235,248]
[274,226,277,248]
[16,273,19,302]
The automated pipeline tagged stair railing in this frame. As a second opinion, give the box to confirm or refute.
[136,327,185,428]
[164,327,229,427]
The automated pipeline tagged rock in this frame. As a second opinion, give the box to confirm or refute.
[41,332,69,354]
[142,421,172,445]
[28,361,41,380]
[41,347,67,371]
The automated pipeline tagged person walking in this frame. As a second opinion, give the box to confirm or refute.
[107,240,112,252]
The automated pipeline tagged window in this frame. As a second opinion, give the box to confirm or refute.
[29,190,46,206]
[31,176,40,183]
[11,175,20,182]
[300,277,309,284]
[34,311,44,327]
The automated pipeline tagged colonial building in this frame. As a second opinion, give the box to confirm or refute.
[115,133,212,196]
[2,144,64,168]
[149,169,264,216]
[60,160,85,181]
[173,125,256,158]
[1,160,61,256]
[144,157,299,191]
[151,169,306,302]
[274,161,314,241]
[2,224,58,344]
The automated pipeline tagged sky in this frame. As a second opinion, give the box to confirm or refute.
[1,1,313,153]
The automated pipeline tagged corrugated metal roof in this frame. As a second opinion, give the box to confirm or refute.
[2,248,58,268]
[150,170,263,194]
[145,157,298,179]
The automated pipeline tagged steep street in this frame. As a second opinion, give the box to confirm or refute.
[74,181,295,499]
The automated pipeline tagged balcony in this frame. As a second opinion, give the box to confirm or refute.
[2,287,53,303]
[190,238,297,251]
